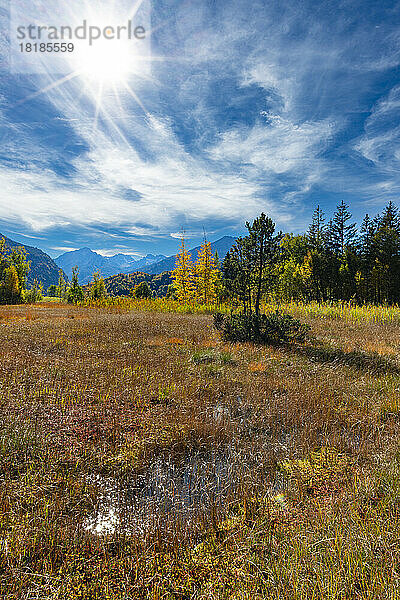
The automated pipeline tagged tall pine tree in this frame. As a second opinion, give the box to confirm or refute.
[246,213,282,315]
[307,205,325,251]
[328,201,357,255]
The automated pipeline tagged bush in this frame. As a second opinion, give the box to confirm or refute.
[213,312,226,331]
[213,310,310,345]
[132,281,153,299]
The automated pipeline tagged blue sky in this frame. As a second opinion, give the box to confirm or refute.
[0,0,400,258]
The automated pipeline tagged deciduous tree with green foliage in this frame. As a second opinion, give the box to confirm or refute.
[24,280,43,304]
[56,270,67,299]
[89,271,107,300]
[277,235,312,301]
[0,237,30,304]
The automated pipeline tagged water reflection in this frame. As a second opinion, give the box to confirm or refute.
[85,446,254,536]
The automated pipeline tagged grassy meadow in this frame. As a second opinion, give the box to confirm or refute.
[1,301,400,598]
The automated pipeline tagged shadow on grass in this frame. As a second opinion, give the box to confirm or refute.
[292,342,400,375]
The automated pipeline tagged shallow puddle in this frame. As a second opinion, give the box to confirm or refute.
[85,445,263,536]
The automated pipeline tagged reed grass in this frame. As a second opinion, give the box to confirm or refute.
[276,299,400,325]
[80,296,231,314]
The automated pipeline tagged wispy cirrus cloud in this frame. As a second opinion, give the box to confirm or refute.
[355,85,400,173]
[209,117,333,176]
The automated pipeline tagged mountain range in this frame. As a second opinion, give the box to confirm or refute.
[55,248,166,284]
[0,234,67,289]
[0,232,237,289]
[55,236,236,282]
[145,236,235,274]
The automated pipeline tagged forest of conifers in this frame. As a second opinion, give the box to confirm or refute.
[221,200,400,308]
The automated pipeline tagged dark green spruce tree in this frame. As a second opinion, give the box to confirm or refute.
[67,266,84,304]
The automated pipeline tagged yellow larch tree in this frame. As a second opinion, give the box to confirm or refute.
[195,240,220,304]
[172,236,196,303]
[3,265,20,303]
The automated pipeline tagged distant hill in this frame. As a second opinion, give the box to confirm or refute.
[146,236,236,274]
[102,271,172,297]
[0,234,67,289]
[55,248,166,283]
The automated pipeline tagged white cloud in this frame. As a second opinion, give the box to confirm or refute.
[51,246,79,253]
[0,114,264,233]
[93,248,142,257]
[209,117,333,176]
[354,85,400,174]
[170,230,202,239]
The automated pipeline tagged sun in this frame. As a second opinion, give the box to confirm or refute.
[74,38,139,87]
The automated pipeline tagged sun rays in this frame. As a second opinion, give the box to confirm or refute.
[14,0,160,138]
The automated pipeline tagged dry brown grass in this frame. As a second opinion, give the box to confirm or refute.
[1,303,400,598]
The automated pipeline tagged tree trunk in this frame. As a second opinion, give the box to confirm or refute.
[255,234,264,316]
